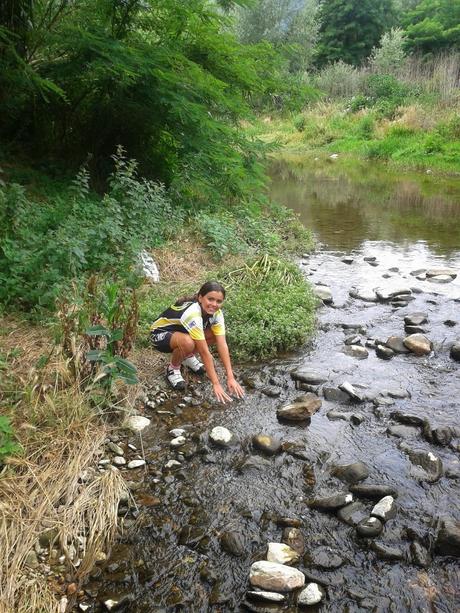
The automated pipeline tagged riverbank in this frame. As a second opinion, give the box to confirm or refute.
[0,207,316,611]
[250,100,460,176]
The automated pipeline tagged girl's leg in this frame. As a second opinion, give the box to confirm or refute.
[170,332,195,367]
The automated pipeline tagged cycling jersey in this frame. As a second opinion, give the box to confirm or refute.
[150,301,225,341]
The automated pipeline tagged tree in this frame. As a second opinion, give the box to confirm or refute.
[316,0,396,66]
[234,0,320,71]
[403,0,460,54]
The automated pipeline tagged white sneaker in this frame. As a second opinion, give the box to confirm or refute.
[166,366,186,390]
[182,355,205,375]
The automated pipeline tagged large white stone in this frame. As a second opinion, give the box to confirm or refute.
[426,268,457,278]
[267,542,300,565]
[249,561,305,592]
[298,583,324,606]
[139,250,160,283]
[314,285,333,303]
[371,496,396,521]
[210,426,233,446]
[124,415,151,432]
[127,459,146,469]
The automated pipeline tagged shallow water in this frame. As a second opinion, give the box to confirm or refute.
[85,159,460,612]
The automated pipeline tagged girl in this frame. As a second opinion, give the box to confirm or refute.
[150,281,244,403]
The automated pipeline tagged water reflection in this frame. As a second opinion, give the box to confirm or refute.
[270,158,460,254]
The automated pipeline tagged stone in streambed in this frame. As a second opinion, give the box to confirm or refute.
[249,561,305,592]
[209,426,234,447]
[276,394,321,422]
[350,484,398,499]
[252,434,281,456]
[370,541,404,560]
[339,381,365,402]
[267,542,300,565]
[322,386,349,402]
[401,444,443,482]
[308,493,353,511]
[349,287,378,302]
[336,501,368,526]
[290,368,328,385]
[313,285,333,303]
[356,517,383,537]
[124,415,150,432]
[410,542,431,567]
[435,518,460,557]
[426,267,457,278]
[390,411,424,427]
[306,546,344,570]
[376,345,394,360]
[450,341,460,362]
[403,334,432,356]
[297,583,325,607]
[385,336,410,354]
[332,461,369,484]
[404,313,428,327]
[246,591,286,603]
[343,345,369,359]
[282,527,305,555]
[220,531,245,556]
[371,496,397,522]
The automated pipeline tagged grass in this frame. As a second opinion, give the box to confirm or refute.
[252,100,460,175]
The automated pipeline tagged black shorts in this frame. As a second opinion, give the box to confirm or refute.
[150,330,174,353]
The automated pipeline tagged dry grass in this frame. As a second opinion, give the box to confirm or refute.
[0,319,129,613]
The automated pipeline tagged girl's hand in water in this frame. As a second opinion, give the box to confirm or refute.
[227,377,245,399]
[213,382,233,404]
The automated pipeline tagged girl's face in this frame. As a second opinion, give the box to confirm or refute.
[199,290,224,315]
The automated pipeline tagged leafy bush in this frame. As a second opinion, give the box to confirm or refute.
[356,115,375,139]
[0,149,174,311]
[222,255,316,361]
[315,61,364,98]
[0,416,21,466]
[370,28,407,75]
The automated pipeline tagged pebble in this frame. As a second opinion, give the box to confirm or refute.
[127,460,146,469]
[297,582,325,606]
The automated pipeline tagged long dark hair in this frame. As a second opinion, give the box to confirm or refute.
[176,281,226,305]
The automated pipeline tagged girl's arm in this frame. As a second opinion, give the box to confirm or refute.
[195,339,233,403]
[214,335,245,398]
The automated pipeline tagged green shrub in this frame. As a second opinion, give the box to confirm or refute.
[0,149,175,311]
[0,416,21,466]
[222,255,316,361]
[355,115,375,139]
[293,114,307,132]
[423,133,445,154]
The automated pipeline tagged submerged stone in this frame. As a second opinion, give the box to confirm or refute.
[249,561,305,592]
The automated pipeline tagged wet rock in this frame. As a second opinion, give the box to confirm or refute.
[404,325,425,335]
[342,257,354,264]
[314,285,333,304]
[220,531,245,557]
[112,456,126,467]
[290,368,328,385]
[375,345,394,360]
[350,413,365,425]
[344,334,362,345]
[387,424,420,439]
[350,483,398,500]
[246,591,285,603]
[239,456,271,474]
[307,546,344,569]
[370,542,404,560]
[252,434,282,456]
[364,256,377,262]
[343,345,369,359]
[410,542,431,567]
[373,397,395,408]
[426,267,457,278]
[260,386,281,398]
[401,444,443,482]
[276,394,321,422]
[169,428,186,437]
[297,583,325,606]
[303,464,317,490]
[450,342,460,362]
[435,518,460,557]
[403,334,432,356]
[371,496,396,522]
[308,493,353,511]
[386,387,411,399]
[349,287,378,302]
[249,561,305,592]
[410,268,426,276]
[123,416,150,432]
[209,426,234,447]
[428,274,454,283]
[431,426,454,447]
[164,459,181,469]
[376,287,412,301]
[356,517,383,537]
[337,501,368,526]
[327,409,353,422]
[267,543,300,565]
[322,387,349,402]
[339,381,365,402]
[390,411,424,427]
[242,601,283,613]
[444,319,457,327]
[170,436,186,448]
[275,517,302,528]
[404,313,428,327]
[282,527,305,555]
[332,462,369,484]
[385,336,410,354]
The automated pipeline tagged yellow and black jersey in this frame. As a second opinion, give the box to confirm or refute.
[150,301,225,341]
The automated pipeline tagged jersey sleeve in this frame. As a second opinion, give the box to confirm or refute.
[210,309,225,336]
[180,303,205,341]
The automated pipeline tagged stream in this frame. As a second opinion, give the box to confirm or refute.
[83,158,460,613]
